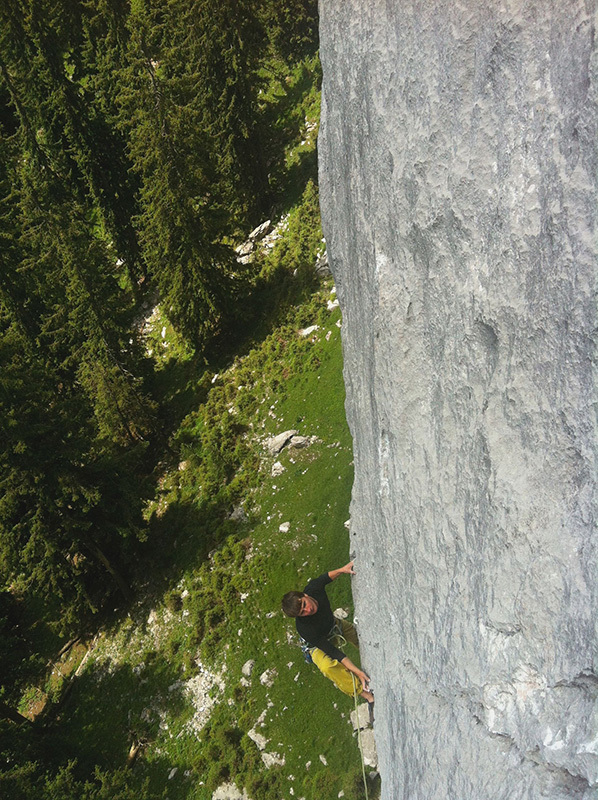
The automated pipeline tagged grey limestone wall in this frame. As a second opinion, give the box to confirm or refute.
[318,2,598,798]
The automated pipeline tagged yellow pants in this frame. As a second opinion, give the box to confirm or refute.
[310,618,362,697]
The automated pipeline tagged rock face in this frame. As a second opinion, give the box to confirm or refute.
[319,2,598,799]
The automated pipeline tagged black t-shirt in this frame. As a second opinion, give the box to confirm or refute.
[295,572,345,662]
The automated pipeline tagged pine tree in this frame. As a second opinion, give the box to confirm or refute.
[0,0,144,288]
[0,55,155,619]
[0,319,148,622]
[116,0,241,348]
[163,0,271,226]
[258,0,318,63]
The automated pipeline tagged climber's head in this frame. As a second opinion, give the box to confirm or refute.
[281,591,318,617]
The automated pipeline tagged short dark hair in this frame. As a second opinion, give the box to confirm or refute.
[281,591,304,617]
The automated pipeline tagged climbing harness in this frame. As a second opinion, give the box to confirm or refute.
[329,620,348,650]
[298,617,347,665]
[299,635,313,664]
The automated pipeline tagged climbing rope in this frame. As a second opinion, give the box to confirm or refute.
[352,674,369,800]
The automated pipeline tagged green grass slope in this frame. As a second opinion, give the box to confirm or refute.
[61,285,376,800]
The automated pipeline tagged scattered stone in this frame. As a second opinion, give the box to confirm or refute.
[261,751,285,768]
[247,729,269,750]
[327,298,340,311]
[235,240,254,256]
[319,754,328,766]
[259,668,277,687]
[249,220,272,241]
[265,430,298,456]
[279,522,291,533]
[288,435,313,449]
[315,249,331,276]
[326,331,332,341]
[168,768,178,780]
[271,461,285,477]
[240,677,250,688]
[228,504,247,522]
[334,607,349,619]
[298,324,319,337]
[181,666,225,735]
[212,782,251,800]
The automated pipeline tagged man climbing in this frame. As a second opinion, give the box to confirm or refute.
[281,561,374,708]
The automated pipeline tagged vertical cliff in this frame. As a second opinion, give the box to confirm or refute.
[318,2,598,798]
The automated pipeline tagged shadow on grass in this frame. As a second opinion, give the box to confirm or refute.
[146,353,210,425]
[258,56,321,207]
[43,657,187,779]
[272,145,319,216]
[129,495,251,617]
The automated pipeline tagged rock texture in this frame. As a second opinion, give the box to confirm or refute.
[319,2,598,799]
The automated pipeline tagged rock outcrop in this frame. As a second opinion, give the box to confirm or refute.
[319,2,598,799]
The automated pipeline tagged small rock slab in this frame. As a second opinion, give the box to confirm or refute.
[249,220,272,241]
[247,728,269,750]
[235,240,254,256]
[358,728,378,769]
[241,659,255,677]
[350,702,373,731]
[298,324,319,337]
[262,751,285,768]
[315,249,331,276]
[288,435,312,449]
[259,668,277,687]
[212,782,251,800]
[265,430,298,456]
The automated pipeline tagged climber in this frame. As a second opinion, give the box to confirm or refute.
[281,561,374,708]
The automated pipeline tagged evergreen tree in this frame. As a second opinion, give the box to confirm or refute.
[176,0,271,224]
[0,758,159,800]
[0,319,148,622]
[116,0,241,348]
[0,0,144,288]
[258,0,318,63]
